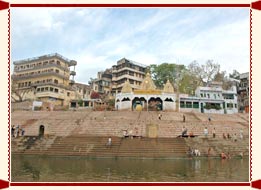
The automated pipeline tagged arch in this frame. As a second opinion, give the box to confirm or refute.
[148,97,163,111]
[132,97,146,111]
[164,97,174,102]
[122,97,131,102]
[39,125,45,137]
[116,99,120,102]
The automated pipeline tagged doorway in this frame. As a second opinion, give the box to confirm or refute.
[39,125,45,137]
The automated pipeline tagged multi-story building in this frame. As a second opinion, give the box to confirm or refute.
[73,82,91,100]
[91,69,112,96]
[69,82,92,108]
[238,72,249,113]
[111,58,147,95]
[12,53,78,106]
[180,81,238,114]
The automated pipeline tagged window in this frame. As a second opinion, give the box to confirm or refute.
[180,101,185,108]
[41,87,44,92]
[67,92,70,97]
[37,88,40,92]
[50,87,54,92]
[45,87,49,91]
[193,102,199,108]
[227,103,233,109]
[223,94,234,99]
[54,88,59,93]
[207,94,210,98]
[54,79,58,84]
[55,69,59,73]
[186,102,192,108]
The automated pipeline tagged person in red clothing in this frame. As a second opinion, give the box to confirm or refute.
[221,152,227,159]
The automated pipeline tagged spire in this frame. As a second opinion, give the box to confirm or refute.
[141,72,156,90]
[121,79,132,93]
[163,79,174,93]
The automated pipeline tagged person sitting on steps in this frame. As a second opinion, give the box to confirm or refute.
[181,126,187,137]
[106,137,112,147]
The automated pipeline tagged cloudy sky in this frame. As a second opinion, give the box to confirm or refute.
[11,8,249,84]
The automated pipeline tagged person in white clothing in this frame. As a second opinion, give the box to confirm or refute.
[204,127,208,137]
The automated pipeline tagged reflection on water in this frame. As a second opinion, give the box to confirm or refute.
[11,155,249,182]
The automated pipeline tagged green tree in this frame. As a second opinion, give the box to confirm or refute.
[149,63,186,89]
[179,72,200,94]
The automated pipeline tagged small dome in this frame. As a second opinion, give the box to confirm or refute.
[121,79,132,93]
[141,73,156,90]
[163,79,174,93]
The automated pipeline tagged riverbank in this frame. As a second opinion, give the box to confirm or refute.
[12,135,249,159]
[11,110,249,158]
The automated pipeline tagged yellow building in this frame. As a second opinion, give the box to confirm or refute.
[12,53,78,107]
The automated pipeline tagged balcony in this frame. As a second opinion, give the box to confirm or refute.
[69,60,77,66]
[69,79,75,85]
[35,91,63,99]
[12,71,69,81]
[30,81,73,91]
[112,74,143,82]
[14,62,70,73]
[70,71,76,76]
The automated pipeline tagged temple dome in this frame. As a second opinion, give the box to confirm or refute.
[121,79,132,93]
[163,79,174,93]
[140,73,156,90]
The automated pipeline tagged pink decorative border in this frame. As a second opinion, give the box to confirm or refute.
[250,8,253,183]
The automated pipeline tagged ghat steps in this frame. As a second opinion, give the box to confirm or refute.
[11,110,249,138]
[12,136,188,158]
[11,110,249,158]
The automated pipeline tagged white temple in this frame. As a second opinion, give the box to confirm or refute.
[115,73,176,111]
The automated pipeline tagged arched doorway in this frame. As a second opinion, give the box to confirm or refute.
[132,97,146,111]
[39,125,45,137]
[148,97,163,111]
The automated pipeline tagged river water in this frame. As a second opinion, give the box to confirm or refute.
[11,155,249,182]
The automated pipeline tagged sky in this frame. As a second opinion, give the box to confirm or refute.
[11,8,250,84]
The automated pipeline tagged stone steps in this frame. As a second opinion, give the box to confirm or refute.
[12,136,189,158]
[12,111,249,135]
